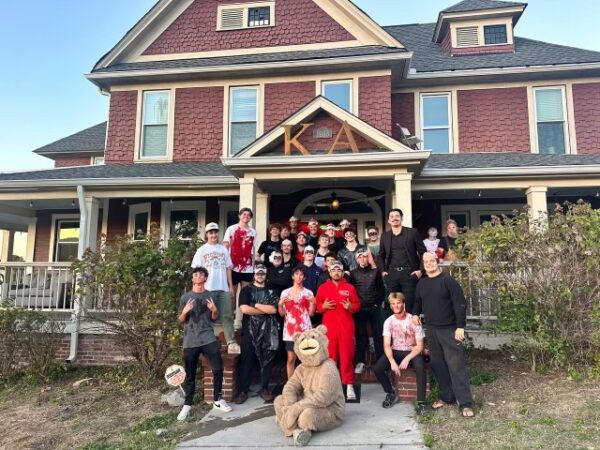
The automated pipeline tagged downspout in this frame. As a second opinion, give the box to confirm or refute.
[67,185,88,363]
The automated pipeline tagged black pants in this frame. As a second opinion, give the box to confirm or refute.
[238,332,273,394]
[182,341,223,406]
[373,351,427,403]
[354,308,383,365]
[384,269,418,314]
[427,326,473,408]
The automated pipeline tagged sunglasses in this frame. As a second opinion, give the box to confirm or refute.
[273,256,282,259]
[304,251,314,254]
[368,232,378,236]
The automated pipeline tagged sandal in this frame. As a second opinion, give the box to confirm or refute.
[461,407,475,418]
[431,400,447,410]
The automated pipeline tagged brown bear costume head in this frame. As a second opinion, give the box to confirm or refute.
[293,325,330,368]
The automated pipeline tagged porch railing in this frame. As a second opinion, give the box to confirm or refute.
[0,262,78,312]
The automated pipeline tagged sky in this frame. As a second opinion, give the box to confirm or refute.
[0,0,599,173]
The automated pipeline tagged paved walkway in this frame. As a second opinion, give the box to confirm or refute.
[178,384,426,449]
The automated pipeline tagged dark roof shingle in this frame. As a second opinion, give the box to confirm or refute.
[0,162,232,182]
[33,122,106,155]
[442,0,526,13]
[423,153,600,170]
[384,23,600,73]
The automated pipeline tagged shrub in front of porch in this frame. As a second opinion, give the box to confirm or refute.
[73,227,203,380]
[458,201,600,374]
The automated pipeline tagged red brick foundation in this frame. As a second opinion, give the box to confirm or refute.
[56,334,131,366]
[202,348,239,402]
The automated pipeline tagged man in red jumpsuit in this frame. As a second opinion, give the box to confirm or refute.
[316,260,360,400]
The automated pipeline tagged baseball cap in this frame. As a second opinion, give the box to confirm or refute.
[329,260,344,271]
[255,264,267,274]
[326,223,336,231]
[308,217,318,225]
[304,245,315,253]
[205,222,219,232]
[339,219,351,227]
[356,249,369,258]
[289,216,299,222]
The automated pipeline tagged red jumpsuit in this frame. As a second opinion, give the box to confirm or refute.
[316,279,360,385]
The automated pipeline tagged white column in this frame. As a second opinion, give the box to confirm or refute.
[5,230,15,262]
[78,196,100,258]
[0,230,9,262]
[526,186,548,226]
[239,177,257,227]
[25,220,37,263]
[255,192,270,249]
[394,173,413,227]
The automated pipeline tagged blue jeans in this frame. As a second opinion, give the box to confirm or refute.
[212,290,235,344]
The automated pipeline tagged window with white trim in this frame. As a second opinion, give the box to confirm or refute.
[229,86,258,155]
[534,87,567,154]
[54,220,80,262]
[128,203,151,240]
[93,156,105,165]
[484,25,508,45]
[421,93,452,154]
[456,27,479,47]
[322,80,353,113]
[140,90,170,158]
[218,2,275,31]
[161,201,206,241]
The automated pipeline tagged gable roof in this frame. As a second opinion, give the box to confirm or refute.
[33,122,106,156]
[442,0,527,13]
[92,0,403,73]
[385,23,600,74]
[232,95,417,159]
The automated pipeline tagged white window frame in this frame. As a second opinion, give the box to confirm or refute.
[217,2,275,31]
[228,86,259,156]
[160,201,206,241]
[139,90,171,160]
[321,79,354,113]
[533,86,569,155]
[483,24,508,46]
[92,156,105,165]
[48,214,80,263]
[128,203,151,240]
[420,92,453,154]
[441,203,524,229]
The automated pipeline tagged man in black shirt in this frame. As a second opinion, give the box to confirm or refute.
[413,252,474,417]
[377,208,427,314]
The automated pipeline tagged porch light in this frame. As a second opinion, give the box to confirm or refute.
[330,192,340,211]
[478,190,482,198]
[29,201,33,208]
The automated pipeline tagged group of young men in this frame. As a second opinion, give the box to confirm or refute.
[176,207,475,421]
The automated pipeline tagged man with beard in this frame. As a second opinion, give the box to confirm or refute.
[235,265,279,404]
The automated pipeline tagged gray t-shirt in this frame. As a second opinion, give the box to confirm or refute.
[178,290,217,349]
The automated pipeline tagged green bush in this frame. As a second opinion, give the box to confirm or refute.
[459,202,600,373]
[73,226,202,380]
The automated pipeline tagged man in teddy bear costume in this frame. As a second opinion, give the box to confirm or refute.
[274,324,346,446]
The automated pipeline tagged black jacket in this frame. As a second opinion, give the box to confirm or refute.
[349,266,384,310]
[377,227,427,272]
[267,265,292,297]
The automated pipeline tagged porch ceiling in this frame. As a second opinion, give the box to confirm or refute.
[258,177,392,195]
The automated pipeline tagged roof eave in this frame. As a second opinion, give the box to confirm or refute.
[420,164,600,178]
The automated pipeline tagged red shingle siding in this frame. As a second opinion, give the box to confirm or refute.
[451,44,514,56]
[441,30,452,54]
[458,88,530,153]
[105,91,138,163]
[143,0,354,55]
[359,76,392,135]
[264,81,316,131]
[105,200,129,245]
[174,87,224,161]
[54,156,92,168]
[34,212,52,262]
[392,93,415,141]
[573,83,600,155]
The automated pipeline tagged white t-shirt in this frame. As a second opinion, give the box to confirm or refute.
[191,243,232,292]
[423,238,440,252]
[383,313,425,352]
[223,224,256,273]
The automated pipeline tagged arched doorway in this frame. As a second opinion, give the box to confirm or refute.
[294,189,383,242]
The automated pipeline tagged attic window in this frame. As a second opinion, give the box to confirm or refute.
[456,27,479,47]
[484,25,508,45]
[218,3,275,31]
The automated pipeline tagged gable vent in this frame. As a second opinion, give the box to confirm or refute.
[456,27,479,47]
[220,8,244,30]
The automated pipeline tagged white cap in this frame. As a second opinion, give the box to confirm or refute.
[205,222,219,232]
[304,245,315,253]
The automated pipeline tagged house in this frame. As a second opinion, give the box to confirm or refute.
[0,0,599,360]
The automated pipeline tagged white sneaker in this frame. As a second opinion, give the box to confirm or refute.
[228,343,241,354]
[346,384,356,401]
[213,398,232,412]
[354,363,366,374]
[177,405,191,421]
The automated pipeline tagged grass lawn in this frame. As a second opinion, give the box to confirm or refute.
[419,350,600,450]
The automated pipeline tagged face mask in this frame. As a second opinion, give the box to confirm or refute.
[429,231,438,238]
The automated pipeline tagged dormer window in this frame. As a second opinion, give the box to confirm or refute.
[218,2,275,31]
[484,25,508,45]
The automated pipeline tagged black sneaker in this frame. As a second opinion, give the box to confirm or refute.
[382,392,397,408]
[416,403,432,416]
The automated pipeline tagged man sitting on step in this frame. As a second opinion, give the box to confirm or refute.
[373,292,429,415]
